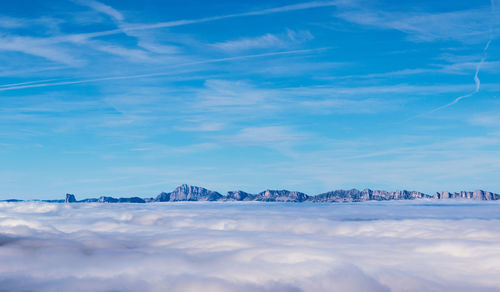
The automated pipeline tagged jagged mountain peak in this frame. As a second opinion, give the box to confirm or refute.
[156,184,223,202]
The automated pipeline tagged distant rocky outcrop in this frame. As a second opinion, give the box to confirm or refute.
[309,189,369,202]
[61,195,145,203]
[118,197,146,203]
[1,199,24,202]
[155,184,223,202]
[65,194,76,203]
[255,190,309,202]
[99,196,119,203]
[224,190,255,201]
[79,198,99,203]
[224,190,309,202]
[97,196,145,203]
[56,185,500,203]
[155,192,171,202]
[309,189,429,202]
[433,190,500,200]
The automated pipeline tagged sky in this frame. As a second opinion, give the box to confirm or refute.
[1,0,500,199]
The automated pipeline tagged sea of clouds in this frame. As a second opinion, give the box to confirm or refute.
[1,201,500,292]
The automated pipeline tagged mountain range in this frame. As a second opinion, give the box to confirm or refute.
[4,184,496,203]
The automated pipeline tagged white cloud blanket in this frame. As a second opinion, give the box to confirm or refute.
[1,201,499,291]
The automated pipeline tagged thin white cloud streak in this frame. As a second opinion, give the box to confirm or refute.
[1,202,500,292]
[212,30,314,52]
[427,92,474,113]
[0,79,60,88]
[319,59,500,81]
[0,16,25,28]
[33,1,340,44]
[320,68,432,80]
[0,65,68,77]
[74,0,125,22]
[0,48,328,92]
[337,7,499,43]
[213,33,289,52]
[225,126,309,145]
[474,40,492,92]
[469,114,500,127]
[0,36,83,66]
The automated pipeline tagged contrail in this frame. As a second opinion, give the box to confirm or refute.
[40,1,340,44]
[427,0,495,114]
[474,39,491,92]
[0,48,328,92]
[428,39,492,113]
[0,78,59,88]
[409,2,496,119]
[428,92,475,113]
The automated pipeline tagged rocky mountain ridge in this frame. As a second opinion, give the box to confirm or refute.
[55,184,500,203]
[3,184,499,203]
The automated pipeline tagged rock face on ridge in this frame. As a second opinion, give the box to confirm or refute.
[433,190,500,200]
[309,189,369,202]
[370,189,429,200]
[65,194,76,203]
[118,197,146,203]
[255,190,309,202]
[98,196,119,203]
[225,190,255,201]
[224,190,310,202]
[155,192,171,202]
[63,194,145,203]
[309,189,430,202]
[155,184,223,202]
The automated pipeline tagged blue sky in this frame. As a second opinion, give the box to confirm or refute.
[1,0,500,199]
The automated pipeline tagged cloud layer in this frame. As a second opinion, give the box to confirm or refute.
[1,201,500,291]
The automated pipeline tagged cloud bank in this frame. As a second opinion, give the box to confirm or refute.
[1,201,500,291]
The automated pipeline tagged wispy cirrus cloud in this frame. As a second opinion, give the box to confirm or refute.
[299,97,395,113]
[468,114,500,127]
[0,16,25,28]
[174,122,226,132]
[0,1,337,67]
[212,29,313,52]
[337,7,499,43]
[195,79,274,109]
[0,35,84,66]
[0,48,328,92]
[104,1,342,38]
[90,41,152,62]
[74,0,124,22]
[224,126,310,146]
[12,1,343,46]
